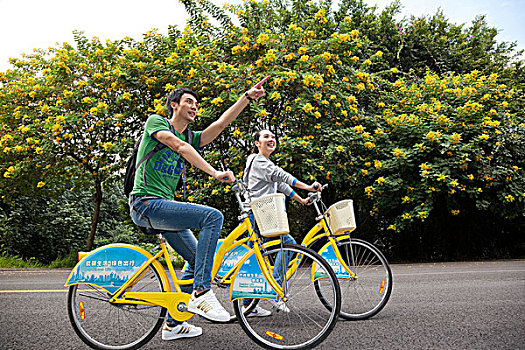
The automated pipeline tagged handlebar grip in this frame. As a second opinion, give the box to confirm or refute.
[313,184,320,190]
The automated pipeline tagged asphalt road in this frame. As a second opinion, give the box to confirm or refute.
[0,260,524,350]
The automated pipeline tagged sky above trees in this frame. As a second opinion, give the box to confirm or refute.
[0,0,523,72]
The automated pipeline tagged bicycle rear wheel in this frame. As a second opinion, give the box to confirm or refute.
[233,244,340,350]
[317,238,392,320]
[68,264,167,350]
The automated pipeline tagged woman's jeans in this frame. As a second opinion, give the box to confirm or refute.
[129,195,224,324]
[243,212,296,306]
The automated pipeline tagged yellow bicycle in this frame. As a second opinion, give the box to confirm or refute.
[237,184,392,321]
[66,179,341,350]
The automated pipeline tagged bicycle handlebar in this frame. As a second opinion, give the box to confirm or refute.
[307,184,328,203]
[231,177,252,200]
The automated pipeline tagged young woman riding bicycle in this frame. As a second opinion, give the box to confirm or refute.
[241,129,321,316]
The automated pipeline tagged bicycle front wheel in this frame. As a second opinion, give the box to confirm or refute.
[233,244,341,350]
[68,264,167,350]
[317,238,392,320]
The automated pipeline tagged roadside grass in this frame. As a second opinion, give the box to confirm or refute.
[47,251,79,268]
[0,248,185,268]
[0,253,43,268]
[0,251,77,268]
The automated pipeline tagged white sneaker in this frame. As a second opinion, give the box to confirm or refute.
[187,290,231,322]
[244,305,272,317]
[274,299,290,313]
[161,322,202,340]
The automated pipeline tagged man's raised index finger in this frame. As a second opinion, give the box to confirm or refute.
[255,75,271,88]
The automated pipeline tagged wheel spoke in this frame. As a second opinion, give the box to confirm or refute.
[336,239,392,320]
[68,265,166,349]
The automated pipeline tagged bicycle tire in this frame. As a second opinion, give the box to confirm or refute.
[315,238,392,320]
[233,244,341,350]
[68,263,167,350]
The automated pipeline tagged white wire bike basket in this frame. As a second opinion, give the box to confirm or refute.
[324,200,357,235]
[249,193,290,237]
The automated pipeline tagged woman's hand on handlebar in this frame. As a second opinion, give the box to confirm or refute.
[309,181,323,192]
[300,197,313,206]
[306,182,327,205]
[214,170,235,184]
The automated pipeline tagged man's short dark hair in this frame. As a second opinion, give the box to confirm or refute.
[166,88,199,117]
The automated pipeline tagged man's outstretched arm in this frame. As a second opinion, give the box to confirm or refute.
[200,76,270,147]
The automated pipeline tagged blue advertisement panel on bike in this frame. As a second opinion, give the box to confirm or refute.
[66,245,149,293]
[231,252,277,300]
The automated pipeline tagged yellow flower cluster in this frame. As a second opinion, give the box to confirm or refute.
[211,97,223,106]
[314,9,327,23]
[450,133,461,143]
[364,186,375,197]
[302,103,314,113]
[270,91,281,101]
[426,131,442,142]
[420,163,431,171]
[392,148,406,159]
[3,166,15,178]
[353,125,364,133]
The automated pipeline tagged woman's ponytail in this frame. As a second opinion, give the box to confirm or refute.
[250,130,263,154]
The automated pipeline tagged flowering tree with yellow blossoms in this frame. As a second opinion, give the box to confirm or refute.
[0,33,159,250]
[0,0,523,260]
[341,72,524,258]
[131,0,392,235]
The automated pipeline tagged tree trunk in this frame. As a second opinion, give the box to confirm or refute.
[86,180,103,251]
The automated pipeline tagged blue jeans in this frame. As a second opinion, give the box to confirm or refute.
[129,195,224,323]
[243,212,296,306]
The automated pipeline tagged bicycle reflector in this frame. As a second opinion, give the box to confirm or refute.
[379,280,385,295]
[265,331,284,341]
[79,302,86,320]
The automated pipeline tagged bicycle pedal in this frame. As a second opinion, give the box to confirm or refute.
[177,302,188,312]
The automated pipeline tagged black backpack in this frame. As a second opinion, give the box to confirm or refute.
[123,123,193,198]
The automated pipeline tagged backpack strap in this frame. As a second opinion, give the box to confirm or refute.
[243,154,257,185]
[137,119,175,187]
[181,127,193,200]
[137,142,165,187]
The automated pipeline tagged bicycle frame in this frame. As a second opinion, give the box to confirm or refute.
[108,239,193,322]
[95,214,288,322]
[300,196,356,279]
